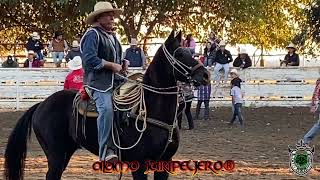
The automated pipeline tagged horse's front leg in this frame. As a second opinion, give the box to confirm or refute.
[132,164,148,180]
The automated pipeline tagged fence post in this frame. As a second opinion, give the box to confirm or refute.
[15,68,20,110]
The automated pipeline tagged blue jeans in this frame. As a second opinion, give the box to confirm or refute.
[303,115,320,144]
[52,52,64,64]
[93,90,114,160]
[230,103,243,125]
[204,57,212,67]
[33,51,44,60]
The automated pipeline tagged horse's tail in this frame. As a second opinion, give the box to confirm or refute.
[4,103,40,180]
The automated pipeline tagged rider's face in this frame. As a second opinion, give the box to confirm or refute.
[97,12,115,31]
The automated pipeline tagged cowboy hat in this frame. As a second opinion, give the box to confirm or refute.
[72,40,79,48]
[219,40,226,46]
[130,38,138,46]
[85,1,123,25]
[230,69,239,76]
[68,56,82,70]
[27,50,36,55]
[31,32,40,40]
[239,48,247,54]
[287,42,296,49]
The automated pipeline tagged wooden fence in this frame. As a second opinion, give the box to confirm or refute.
[0,67,319,109]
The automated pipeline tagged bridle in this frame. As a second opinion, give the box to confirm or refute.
[162,44,204,83]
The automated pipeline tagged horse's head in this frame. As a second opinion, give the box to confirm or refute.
[163,30,210,86]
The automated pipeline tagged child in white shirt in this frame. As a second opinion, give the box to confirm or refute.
[229,77,244,126]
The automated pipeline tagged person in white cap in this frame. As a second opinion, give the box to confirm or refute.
[213,40,233,83]
[280,42,300,66]
[80,1,128,162]
[123,38,146,69]
[26,32,44,61]
[233,48,252,69]
[65,40,82,62]
[64,56,84,90]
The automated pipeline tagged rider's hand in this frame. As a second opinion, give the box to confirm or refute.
[111,63,122,73]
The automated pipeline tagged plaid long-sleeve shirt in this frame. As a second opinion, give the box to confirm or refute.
[197,84,211,101]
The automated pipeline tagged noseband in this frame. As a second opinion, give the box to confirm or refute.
[162,44,203,81]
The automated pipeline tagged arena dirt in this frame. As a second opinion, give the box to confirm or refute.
[1,107,320,179]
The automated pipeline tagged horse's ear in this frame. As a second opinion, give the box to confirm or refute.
[176,30,182,43]
[168,30,175,40]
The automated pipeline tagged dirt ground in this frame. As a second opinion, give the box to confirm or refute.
[1,107,320,179]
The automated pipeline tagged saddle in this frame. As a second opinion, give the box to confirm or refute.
[74,72,144,118]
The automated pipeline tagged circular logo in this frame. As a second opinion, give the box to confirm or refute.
[290,150,313,176]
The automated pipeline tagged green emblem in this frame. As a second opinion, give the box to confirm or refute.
[288,140,315,176]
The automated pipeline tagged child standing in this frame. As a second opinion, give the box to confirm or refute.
[229,71,244,126]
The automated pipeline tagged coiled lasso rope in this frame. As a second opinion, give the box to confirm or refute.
[112,73,180,150]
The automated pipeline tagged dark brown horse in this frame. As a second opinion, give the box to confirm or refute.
[4,30,209,180]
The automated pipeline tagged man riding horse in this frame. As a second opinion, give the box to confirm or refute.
[80,1,128,162]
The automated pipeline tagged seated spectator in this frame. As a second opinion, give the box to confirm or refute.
[26,32,44,61]
[64,56,84,91]
[203,42,216,67]
[2,55,19,68]
[280,43,299,66]
[184,34,196,56]
[195,82,211,121]
[124,38,146,69]
[23,50,43,68]
[65,40,81,62]
[49,31,68,67]
[213,40,233,83]
[233,48,252,69]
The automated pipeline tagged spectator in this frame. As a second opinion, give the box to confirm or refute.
[184,34,196,56]
[64,56,84,91]
[233,48,252,69]
[203,42,215,67]
[2,55,19,68]
[124,38,146,69]
[195,82,211,121]
[23,50,43,68]
[65,40,82,63]
[229,77,244,126]
[213,40,233,83]
[280,43,299,66]
[49,31,68,67]
[208,32,220,50]
[177,82,194,130]
[26,32,44,61]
